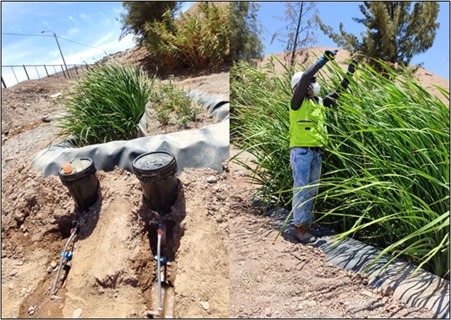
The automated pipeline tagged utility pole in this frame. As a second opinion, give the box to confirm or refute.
[41,30,69,76]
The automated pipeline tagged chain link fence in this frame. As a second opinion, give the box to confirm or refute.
[1,63,89,88]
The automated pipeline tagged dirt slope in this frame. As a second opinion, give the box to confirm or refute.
[1,161,230,318]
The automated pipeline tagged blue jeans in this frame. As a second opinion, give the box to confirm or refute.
[290,147,322,225]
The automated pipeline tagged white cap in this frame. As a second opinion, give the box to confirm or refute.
[291,71,303,89]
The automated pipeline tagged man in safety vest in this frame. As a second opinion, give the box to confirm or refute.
[290,49,357,243]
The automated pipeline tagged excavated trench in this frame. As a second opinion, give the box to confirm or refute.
[9,165,186,318]
[14,187,104,318]
[132,185,186,318]
[5,89,229,317]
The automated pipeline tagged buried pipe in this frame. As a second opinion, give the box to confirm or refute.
[157,226,163,313]
[146,223,175,319]
[131,150,179,318]
[51,158,99,298]
[148,225,165,317]
[51,223,78,297]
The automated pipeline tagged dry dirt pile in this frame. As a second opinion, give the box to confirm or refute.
[1,76,73,173]
[1,78,70,135]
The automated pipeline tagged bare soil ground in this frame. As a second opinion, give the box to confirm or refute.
[2,45,445,318]
[1,161,229,318]
[144,72,229,136]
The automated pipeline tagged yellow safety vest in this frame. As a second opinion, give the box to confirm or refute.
[289,97,327,148]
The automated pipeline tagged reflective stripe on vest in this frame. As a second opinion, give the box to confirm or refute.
[289,97,327,147]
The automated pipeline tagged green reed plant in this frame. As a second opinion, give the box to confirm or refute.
[231,56,450,278]
[231,57,294,208]
[58,63,154,147]
[173,88,199,128]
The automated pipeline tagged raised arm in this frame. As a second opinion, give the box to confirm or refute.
[323,59,358,107]
[291,50,338,111]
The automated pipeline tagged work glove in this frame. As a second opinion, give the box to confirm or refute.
[319,49,338,67]
[348,59,358,74]
[324,49,338,61]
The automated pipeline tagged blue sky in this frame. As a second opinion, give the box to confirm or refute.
[1,1,449,87]
[1,2,193,87]
[257,2,449,80]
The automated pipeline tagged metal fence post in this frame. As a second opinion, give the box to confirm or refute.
[60,65,67,78]
[11,66,19,83]
[23,65,30,80]
[2,64,86,86]
[35,66,40,79]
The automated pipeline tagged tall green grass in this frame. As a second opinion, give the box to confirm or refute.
[230,56,450,278]
[58,63,154,146]
[231,57,293,208]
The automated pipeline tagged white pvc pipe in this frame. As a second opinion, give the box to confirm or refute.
[157,230,162,312]
[51,224,78,296]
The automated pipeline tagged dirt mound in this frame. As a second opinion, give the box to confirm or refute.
[1,77,72,136]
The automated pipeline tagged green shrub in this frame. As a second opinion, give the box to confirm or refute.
[58,63,154,147]
[231,56,450,278]
[144,2,230,70]
[149,78,199,128]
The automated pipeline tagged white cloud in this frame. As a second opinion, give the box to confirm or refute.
[59,33,136,65]
[2,38,50,65]
[112,7,123,15]
[108,34,136,53]
[68,16,77,23]
[181,2,195,13]
[68,28,79,36]
[64,47,104,65]
[2,50,30,64]
[80,13,91,21]
[42,20,52,29]
[94,32,115,47]
[42,49,62,65]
